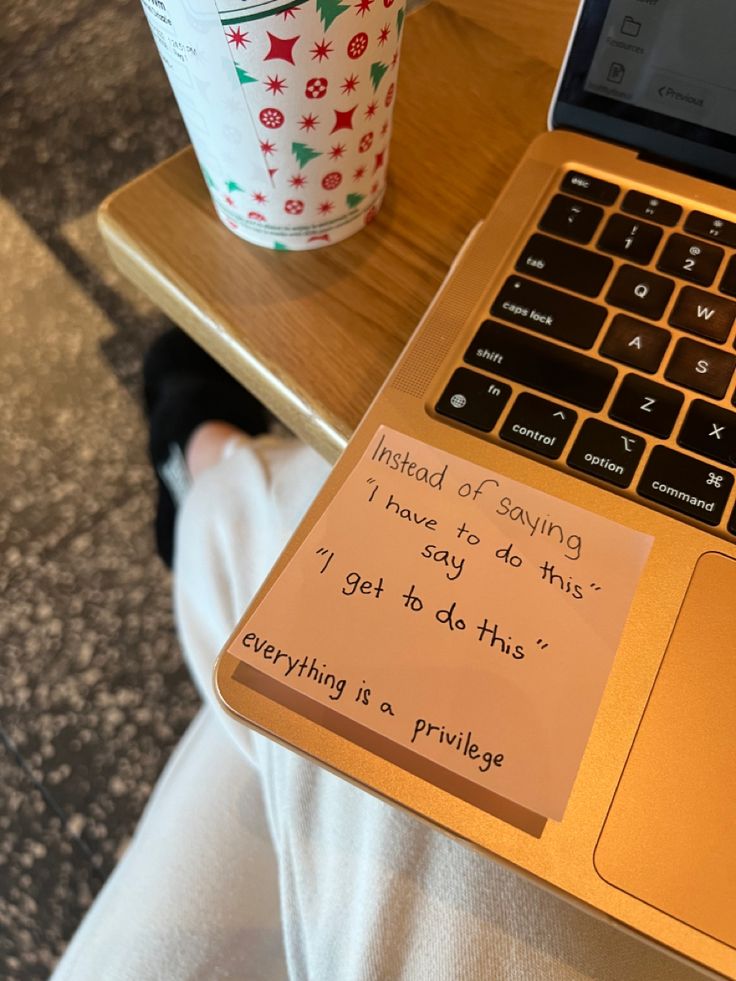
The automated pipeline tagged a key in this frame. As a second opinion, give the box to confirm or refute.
[622,191,682,226]
[599,314,670,373]
[638,446,733,525]
[668,287,736,343]
[516,234,613,297]
[609,373,684,438]
[499,393,576,459]
[464,321,617,411]
[597,214,662,264]
[561,171,619,205]
[678,399,736,467]
[435,368,512,432]
[665,337,736,399]
[538,194,603,244]
[684,211,736,249]
[605,265,675,319]
[657,233,724,286]
[491,276,606,349]
[567,418,646,488]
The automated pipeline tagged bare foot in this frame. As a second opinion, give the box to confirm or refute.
[185,421,245,479]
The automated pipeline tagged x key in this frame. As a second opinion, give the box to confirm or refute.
[678,399,736,466]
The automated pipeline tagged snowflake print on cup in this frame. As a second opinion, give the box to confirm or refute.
[305,77,328,99]
[259,107,285,129]
[347,32,369,59]
[321,171,342,190]
[152,0,409,249]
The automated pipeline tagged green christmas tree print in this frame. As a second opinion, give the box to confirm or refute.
[346,193,365,209]
[316,0,350,31]
[292,142,322,168]
[369,62,389,91]
[235,64,257,85]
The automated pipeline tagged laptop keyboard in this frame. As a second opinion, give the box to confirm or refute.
[434,169,736,536]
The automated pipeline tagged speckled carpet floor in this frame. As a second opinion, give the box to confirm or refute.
[1,3,203,976]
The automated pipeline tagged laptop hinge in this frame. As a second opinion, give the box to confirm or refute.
[636,151,736,193]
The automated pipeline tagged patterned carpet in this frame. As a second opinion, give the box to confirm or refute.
[0,3,202,976]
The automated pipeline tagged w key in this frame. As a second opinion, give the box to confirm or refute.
[668,287,736,343]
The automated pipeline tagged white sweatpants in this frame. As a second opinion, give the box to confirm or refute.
[52,436,701,981]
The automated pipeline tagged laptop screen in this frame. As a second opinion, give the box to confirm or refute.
[553,0,736,182]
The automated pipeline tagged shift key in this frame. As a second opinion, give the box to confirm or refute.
[465,321,617,411]
[516,233,613,297]
[492,276,607,349]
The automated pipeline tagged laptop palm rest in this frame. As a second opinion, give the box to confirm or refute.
[595,551,736,948]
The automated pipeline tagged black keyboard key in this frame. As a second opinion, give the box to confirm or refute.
[464,321,617,411]
[657,233,724,286]
[599,314,670,373]
[491,276,606,349]
[678,399,736,467]
[668,287,736,343]
[684,210,736,249]
[597,214,662,264]
[435,368,511,432]
[567,419,646,488]
[665,337,736,399]
[561,171,619,205]
[538,194,603,244]
[719,255,736,298]
[516,234,613,298]
[609,373,684,437]
[638,446,733,525]
[606,265,675,319]
[622,191,682,226]
[499,393,576,459]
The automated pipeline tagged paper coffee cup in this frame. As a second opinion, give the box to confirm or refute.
[140,0,406,249]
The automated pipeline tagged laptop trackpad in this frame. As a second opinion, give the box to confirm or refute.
[595,551,736,948]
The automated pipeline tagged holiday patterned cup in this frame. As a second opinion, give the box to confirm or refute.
[140,0,406,249]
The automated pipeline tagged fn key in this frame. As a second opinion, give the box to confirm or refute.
[435,368,511,432]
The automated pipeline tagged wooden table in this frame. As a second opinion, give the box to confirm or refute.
[99,0,576,461]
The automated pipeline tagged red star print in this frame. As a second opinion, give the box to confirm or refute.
[373,149,385,172]
[226,26,249,48]
[289,174,307,188]
[252,191,267,203]
[341,73,359,94]
[265,74,287,95]
[318,201,335,214]
[371,181,379,194]
[225,195,235,206]
[299,113,319,131]
[260,139,276,156]
[380,120,389,135]
[364,100,377,118]
[329,143,346,159]
[310,38,333,61]
[264,33,299,64]
[354,0,373,14]
[330,106,356,133]
[353,165,366,180]
[391,50,399,67]
[378,23,390,44]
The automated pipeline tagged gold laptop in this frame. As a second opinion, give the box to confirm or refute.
[216,1,736,976]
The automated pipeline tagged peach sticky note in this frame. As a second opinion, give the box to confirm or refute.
[228,426,653,819]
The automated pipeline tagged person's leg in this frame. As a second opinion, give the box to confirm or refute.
[174,431,701,981]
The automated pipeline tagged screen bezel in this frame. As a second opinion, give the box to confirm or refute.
[551,0,736,185]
